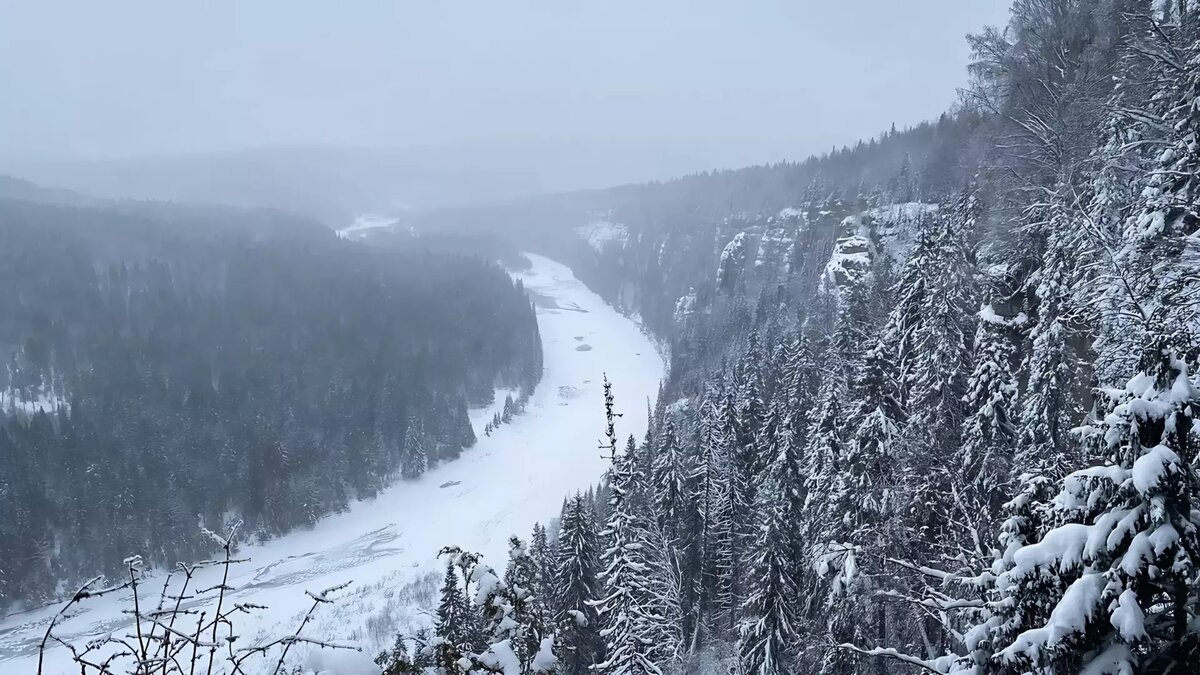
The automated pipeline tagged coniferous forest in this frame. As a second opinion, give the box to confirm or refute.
[5,1,1200,674]
[0,198,543,606]
[378,2,1200,673]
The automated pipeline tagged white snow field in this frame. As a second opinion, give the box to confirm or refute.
[0,253,664,674]
[335,214,399,239]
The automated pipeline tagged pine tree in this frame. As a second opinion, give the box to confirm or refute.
[594,381,679,674]
[887,210,940,404]
[953,339,1200,673]
[958,309,1019,540]
[594,444,661,674]
[503,535,551,668]
[440,543,560,674]
[905,207,978,555]
[433,560,482,670]
[779,331,819,442]
[529,522,555,609]
[687,388,733,651]
[725,361,762,633]
[1015,211,1088,483]
[376,633,424,675]
[652,417,690,547]
[804,377,845,512]
[708,446,739,636]
[401,419,429,479]
[890,152,917,202]
[737,406,805,675]
[554,494,603,675]
[840,340,905,537]
[814,339,904,675]
[830,274,874,384]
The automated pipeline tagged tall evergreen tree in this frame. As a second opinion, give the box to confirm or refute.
[594,381,680,674]
[905,207,979,557]
[554,494,604,675]
[958,308,1019,543]
[952,339,1200,673]
[652,417,690,548]
[737,405,805,675]
[686,388,734,651]
[433,560,483,671]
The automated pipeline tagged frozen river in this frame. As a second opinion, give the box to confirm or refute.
[0,253,665,674]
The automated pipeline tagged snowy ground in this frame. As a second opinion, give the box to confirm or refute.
[0,253,664,674]
[1,389,65,415]
[335,214,399,239]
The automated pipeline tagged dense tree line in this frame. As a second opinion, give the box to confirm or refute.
[393,1,1200,672]
[0,198,542,608]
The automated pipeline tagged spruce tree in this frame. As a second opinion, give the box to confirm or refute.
[433,560,481,671]
[554,494,603,675]
[503,535,551,668]
[503,394,515,424]
[529,522,556,611]
[904,207,978,556]
[737,407,804,675]
[1014,215,1087,482]
[687,388,733,651]
[954,340,1200,673]
[652,417,690,547]
[594,382,679,674]
[401,420,429,479]
[958,309,1019,539]
[804,377,845,512]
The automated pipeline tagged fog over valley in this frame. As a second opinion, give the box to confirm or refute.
[3,2,1200,675]
[1,1,1008,218]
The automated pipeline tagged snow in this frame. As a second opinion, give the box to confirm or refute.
[336,214,398,239]
[1,388,66,415]
[304,648,380,675]
[1169,362,1197,404]
[999,572,1106,663]
[864,201,939,264]
[1109,590,1146,643]
[1009,523,1089,574]
[0,253,664,675]
[664,397,691,418]
[1130,444,1181,495]
[978,304,1005,325]
[673,291,697,324]
[531,634,558,672]
[718,232,747,266]
[477,640,522,675]
[823,216,873,291]
[754,226,795,271]
[575,220,629,253]
[1079,643,1135,675]
[978,305,1031,328]
[865,201,940,222]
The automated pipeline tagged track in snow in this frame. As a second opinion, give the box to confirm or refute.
[0,253,665,674]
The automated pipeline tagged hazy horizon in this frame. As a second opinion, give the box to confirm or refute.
[2,0,1011,193]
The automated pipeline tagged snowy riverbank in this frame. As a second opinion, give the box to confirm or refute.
[0,253,665,674]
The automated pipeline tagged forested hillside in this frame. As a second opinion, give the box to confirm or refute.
[0,197,543,607]
[383,1,1200,673]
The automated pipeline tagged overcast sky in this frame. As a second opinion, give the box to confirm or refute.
[0,1,1011,182]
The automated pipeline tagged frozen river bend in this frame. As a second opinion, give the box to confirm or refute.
[0,253,665,674]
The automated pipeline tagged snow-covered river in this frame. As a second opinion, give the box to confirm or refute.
[0,253,665,674]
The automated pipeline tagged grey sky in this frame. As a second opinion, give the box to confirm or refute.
[1,1,1011,187]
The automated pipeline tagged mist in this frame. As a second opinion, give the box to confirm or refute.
[1,0,1010,213]
[8,3,1200,672]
